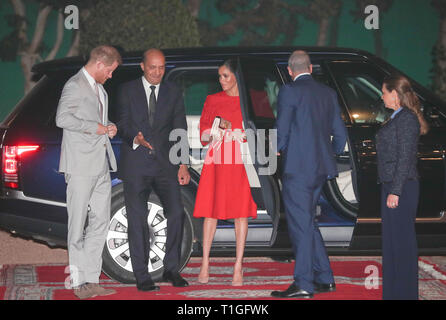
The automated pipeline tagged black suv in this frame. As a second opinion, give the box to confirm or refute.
[1,47,445,283]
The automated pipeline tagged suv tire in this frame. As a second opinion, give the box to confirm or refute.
[101,184,194,284]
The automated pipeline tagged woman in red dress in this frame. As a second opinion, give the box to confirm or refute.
[193,60,257,286]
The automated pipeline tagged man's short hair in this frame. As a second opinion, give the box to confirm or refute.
[288,50,311,73]
[89,45,122,66]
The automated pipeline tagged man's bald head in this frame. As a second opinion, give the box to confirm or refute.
[287,50,312,79]
[140,48,166,85]
[142,48,165,64]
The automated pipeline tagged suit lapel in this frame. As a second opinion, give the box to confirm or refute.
[78,69,96,97]
[99,83,107,124]
[78,69,103,122]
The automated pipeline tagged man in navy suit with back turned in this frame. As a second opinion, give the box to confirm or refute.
[271,50,347,299]
[117,48,191,292]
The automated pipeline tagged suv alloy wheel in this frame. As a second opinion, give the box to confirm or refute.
[101,184,194,283]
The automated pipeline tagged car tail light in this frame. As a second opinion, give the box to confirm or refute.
[2,145,39,189]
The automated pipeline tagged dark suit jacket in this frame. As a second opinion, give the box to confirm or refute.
[376,107,420,196]
[116,77,188,179]
[276,74,347,179]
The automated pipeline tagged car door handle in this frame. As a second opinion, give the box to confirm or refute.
[336,152,350,160]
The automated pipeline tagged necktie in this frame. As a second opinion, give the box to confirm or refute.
[94,82,104,124]
[148,85,156,127]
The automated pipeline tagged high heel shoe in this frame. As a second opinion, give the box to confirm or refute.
[231,269,244,286]
[198,273,209,284]
[198,266,209,284]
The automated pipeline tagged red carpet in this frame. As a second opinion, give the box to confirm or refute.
[0,257,445,300]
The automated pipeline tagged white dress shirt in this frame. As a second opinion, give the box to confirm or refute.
[293,72,311,81]
[133,76,160,149]
[142,76,160,101]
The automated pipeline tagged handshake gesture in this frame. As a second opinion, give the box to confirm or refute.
[96,123,118,139]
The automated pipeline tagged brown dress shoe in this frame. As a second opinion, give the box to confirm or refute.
[74,284,97,299]
[86,283,117,297]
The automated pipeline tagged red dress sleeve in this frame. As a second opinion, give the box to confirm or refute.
[200,96,215,146]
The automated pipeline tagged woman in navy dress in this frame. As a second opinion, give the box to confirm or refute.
[377,74,429,300]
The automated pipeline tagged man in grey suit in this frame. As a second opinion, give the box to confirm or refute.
[56,45,121,299]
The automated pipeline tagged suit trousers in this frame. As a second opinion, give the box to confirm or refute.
[65,161,111,288]
[282,173,334,293]
[123,174,185,284]
[381,180,419,300]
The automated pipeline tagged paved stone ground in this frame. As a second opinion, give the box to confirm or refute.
[0,230,67,265]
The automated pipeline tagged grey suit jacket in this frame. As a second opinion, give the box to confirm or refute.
[376,107,420,196]
[56,69,117,175]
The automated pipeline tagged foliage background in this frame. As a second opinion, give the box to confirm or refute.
[79,0,200,53]
[0,0,443,121]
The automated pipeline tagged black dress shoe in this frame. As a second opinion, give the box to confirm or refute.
[163,271,189,287]
[314,282,336,293]
[136,280,160,292]
[271,283,313,299]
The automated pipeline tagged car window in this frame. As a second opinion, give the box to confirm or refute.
[419,98,446,127]
[166,67,223,172]
[277,61,349,123]
[5,72,73,129]
[8,67,146,130]
[167,67,221,115]
[242,66,281,123]
[278,62,330,87]
[247,72,278,120]
[329,62,389,125]
[330,61,446,127]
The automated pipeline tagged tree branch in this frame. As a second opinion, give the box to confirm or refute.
[45,9,64,60]
[29,4,52,54]
[66,30,80,57]
[187,0,202,18]
[317,17,330,46]
[10,0,27,47]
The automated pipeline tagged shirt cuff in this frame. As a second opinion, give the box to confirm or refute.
[133,136,139,150]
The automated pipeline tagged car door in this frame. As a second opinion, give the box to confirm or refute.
[235,57,283,244]
[274,59,358,248]
[164,61,280,245]
[328,60,446,249]
[164,65,221,173]
[327,61,387,223]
